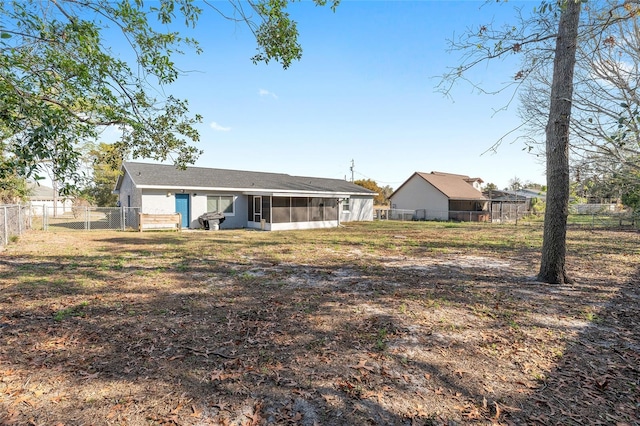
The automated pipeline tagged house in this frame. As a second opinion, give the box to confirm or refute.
[27,183,73,216]
[486,188,546,211]
[389,171,489,221]
[114,162,376,230]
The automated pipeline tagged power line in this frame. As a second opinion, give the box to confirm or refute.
[353,170,403,186]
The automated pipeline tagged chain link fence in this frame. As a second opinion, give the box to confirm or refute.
[32,206,140,231]
[376,209,492,222]
[375,207,640,229]
[5,204,637,244]
[0,205,32,245]
[490,202,529,223]
[567,212,639,229]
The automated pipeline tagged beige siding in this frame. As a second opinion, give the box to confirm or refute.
[390,175,448,220]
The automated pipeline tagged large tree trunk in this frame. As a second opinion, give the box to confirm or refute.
[538,0,581,284]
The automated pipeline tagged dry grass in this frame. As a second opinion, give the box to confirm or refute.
[0,221,638,425]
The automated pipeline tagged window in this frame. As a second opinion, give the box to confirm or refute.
[207,195,234,215]
[342,198,350,212]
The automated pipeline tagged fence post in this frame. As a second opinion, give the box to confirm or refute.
[3,206,7,245]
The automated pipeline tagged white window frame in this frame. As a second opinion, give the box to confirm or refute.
[343,197,350,212]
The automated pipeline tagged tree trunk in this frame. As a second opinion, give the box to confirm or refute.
[538,0,581,284]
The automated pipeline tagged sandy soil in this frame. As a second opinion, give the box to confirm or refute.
[0,224,638,425]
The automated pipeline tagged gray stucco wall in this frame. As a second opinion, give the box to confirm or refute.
[117,174,142,209]
[166,191,247,229]
[120,184,248,229]
[218,194,247,229]
[342,196,374,222]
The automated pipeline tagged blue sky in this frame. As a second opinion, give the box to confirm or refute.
[117,0,547,190]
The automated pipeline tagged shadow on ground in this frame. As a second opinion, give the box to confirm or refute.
[0,227,637,425]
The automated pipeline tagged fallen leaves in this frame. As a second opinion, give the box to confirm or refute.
[1,226,639,425]
[350,359,375,373]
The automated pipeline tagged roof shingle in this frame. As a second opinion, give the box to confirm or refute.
[416,172,486,200]
[119,162,376,195]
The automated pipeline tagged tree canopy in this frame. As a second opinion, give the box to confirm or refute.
[353,179,390,206]
[79,142,123,207]
[0,0,337,194]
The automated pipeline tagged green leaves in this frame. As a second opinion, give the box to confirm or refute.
[251,0,302,69]
[79,142,123,206]
[0,0,203,191]
[249,0,339,69]
[0,0,337,192]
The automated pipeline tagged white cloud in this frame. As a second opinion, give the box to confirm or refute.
[259,88,278,99]
[210,122,231,132]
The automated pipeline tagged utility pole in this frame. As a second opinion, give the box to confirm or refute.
[350,159,354,183]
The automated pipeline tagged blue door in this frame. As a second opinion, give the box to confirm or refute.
[175,194,190,228]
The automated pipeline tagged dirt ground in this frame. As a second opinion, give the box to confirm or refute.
[0,222,638,425]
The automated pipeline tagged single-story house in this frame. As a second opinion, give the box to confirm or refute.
[27,183,73,216]
[389,171,489,221]
[114,162,376,230]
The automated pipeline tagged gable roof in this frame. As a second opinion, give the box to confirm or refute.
[116,162,376,196]
[392,171,486,201]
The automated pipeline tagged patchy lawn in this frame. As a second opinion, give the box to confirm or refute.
[0,221,638,425]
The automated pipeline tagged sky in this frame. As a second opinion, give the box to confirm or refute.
[109,0,548,191]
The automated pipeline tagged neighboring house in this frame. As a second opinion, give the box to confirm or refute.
[389,171,488,221]
[571,193,618,214]
[27,183,73,216]
[571,202,618,214]
[486,188,546,211]
[114,162,376,230]
[516,188,547,201]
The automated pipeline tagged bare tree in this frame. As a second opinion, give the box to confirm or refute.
[440,0,639,283]
[508,177,524,191]
[521,9,640,199]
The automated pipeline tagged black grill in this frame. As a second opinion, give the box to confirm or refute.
[198,212,226,229]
